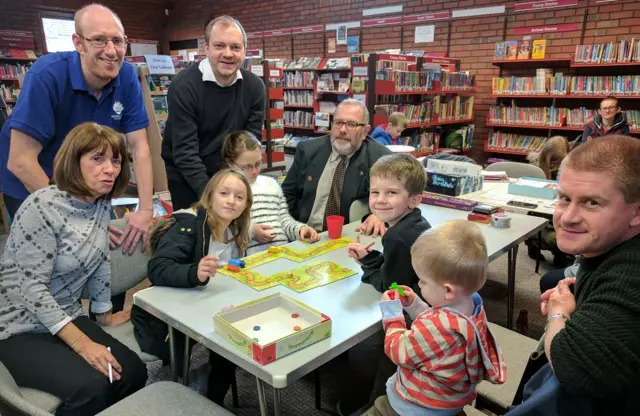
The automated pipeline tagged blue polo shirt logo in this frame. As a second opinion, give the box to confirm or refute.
[112,101,124,121]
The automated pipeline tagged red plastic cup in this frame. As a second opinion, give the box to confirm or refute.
[326,215,345,239]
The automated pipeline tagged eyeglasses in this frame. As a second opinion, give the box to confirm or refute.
[600,106,618,112]
[332,121,366,131]
[77,34,128,49]
[235,160,263,173]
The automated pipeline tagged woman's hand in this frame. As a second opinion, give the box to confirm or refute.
[197,255,220,282]
[74,337,122,381]
[299,226,319,242]
[110,310,131,326]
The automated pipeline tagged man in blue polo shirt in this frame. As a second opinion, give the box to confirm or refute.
[0,4,154,255]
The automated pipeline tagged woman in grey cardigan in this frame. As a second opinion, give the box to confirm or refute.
[0,122,147,415]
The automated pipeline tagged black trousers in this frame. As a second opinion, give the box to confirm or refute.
[3,193,23,219]
[539,268,566,294]
[167,178,200,210]
[0,316,147,416]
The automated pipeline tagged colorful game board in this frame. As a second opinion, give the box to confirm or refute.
[218,238,357,292]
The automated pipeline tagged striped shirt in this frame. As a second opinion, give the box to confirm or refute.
[248,175,306,255]
[380,294,507,411]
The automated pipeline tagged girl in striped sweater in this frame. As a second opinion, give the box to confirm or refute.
[223,131,319,254]
[367,220,506,416]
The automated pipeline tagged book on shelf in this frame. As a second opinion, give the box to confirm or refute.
[517,36,532,60]
[352,78,365,93]
[323,58,350,69]
[284,90,314,106]
[0,62,30,78]
[314,112,330,128]
[489,132,546,153]
[398,132,440,153]
[444,125,474,152]
[574,39,640,64]
[0,84,19,101]
[284,57,323,70]
[284,71,316,88]
[568,75,640,95]
[284,110,314,128]
[147,74,173,92]
[152,96,168,115]
[532,40,546,59]
[317,73,350,93]
[489,103,567,126]
[494,42,506,60]
[506,41,518,60]
[492,71,568,95]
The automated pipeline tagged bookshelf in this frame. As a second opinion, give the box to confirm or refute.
[252,60,285,173]
[361,53,476,156]
[488,46,640,156]
[0,55,31,114]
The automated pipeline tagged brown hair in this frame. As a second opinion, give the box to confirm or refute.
[205,15,247,47]
[388,112,409,131]
[370,153,426,195]
[222,131,261,167]
[528,136,569,180]
[560,134,640,203]
[53,122,130,200]
[600,95,620,109]
[411,220,488,294]
[194,169,253,254]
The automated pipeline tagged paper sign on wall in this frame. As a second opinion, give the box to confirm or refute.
[348,36,359,53]
[144,55,176,74]
[415,25,435,43]
[336,25,348,45]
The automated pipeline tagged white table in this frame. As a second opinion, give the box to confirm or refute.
[133,206,547,416]
[460,181,556,216]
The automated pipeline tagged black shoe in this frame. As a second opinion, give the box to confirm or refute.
[527,242,546,262]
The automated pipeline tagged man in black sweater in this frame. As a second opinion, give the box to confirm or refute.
[525,135,640,415]
[162,16,265,209]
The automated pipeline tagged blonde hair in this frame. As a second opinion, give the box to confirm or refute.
[222,131,261,167]
[370,153,426,195]
[560,134,640,203]
[410,220,488,293]
[528,136,569,180]
[388,112,409,131]
[194,169,253,254]
[53,122,129,200]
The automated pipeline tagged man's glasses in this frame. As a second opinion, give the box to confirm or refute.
[332,121,366,131]
[235,160,263,173]
[600,106,618,112]
[78,34,128,49]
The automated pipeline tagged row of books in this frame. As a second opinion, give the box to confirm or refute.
[574,39,640,63]
[627,110,640,130]
[444,125,474,152]
[284,71,316,88]
[283,133,315,148]
[375,102,435,124]
[375,69,437,91]
[284,90,314,106]
[284,110,314,128]
[488,132,546,153]
[0,85,19,101]
[438,96,474,121]
[492,74,568,95]
[399,132,440,152]
[147,74,173,92]
[0,49,37,59]
[268,77,283,88]
[376,60,412,72]
[489,104,594,127]
[441,71,475,90]
[317,73,350,93]
[284,57,323,69]
[494,38,546,60]
[0,63,30,78]
[569,75,640,95]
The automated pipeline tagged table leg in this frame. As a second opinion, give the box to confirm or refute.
[182,335,191,386]
[168,326,178,382]
[273,386,282,416]
[507,246,519,329]
[535,230,542,274]
[256,377,268,416]
[314,369,321,410]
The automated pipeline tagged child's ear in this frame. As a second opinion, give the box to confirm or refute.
[408,193,422,209]
[444,283,456,300]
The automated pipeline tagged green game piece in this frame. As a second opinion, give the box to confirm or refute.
[253,338,259,342]
[389,282,404,296]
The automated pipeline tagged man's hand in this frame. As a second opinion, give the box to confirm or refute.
[253,224,276,243]
[356,215,387,237]
[541,277,575,316]
[347,235,375,262]
[299,226,320,242]
[110,210,153,254]
[546,278,577,318]
[197,255,220,282]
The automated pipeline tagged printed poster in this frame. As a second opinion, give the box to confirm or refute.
[347,36,359,53]
[327,38,336,54]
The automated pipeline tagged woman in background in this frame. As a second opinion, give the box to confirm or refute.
[581,96,629,143]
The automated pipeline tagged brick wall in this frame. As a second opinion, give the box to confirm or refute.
[0,0,168,54]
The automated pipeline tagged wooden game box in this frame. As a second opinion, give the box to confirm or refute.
[213,293,331,365]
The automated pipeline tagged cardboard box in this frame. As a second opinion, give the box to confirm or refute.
[214,293,331,365]
[426,172,484,196]
[508,177,558,200]
[421,192,478,211]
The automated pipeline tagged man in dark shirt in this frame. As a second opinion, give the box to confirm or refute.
[162,15,265,209]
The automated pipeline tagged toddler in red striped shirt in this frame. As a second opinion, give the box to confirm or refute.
[365,219,507,416]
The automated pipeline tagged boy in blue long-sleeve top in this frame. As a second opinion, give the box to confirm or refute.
[370,112,408,145]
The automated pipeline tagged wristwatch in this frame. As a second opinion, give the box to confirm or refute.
[547,313,570,323]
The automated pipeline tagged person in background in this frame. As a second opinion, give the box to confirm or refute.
[0,123,147,416]
[370,112,408,146]
[132,169,251,405]
[282,99,391,236]
[222,131,319,254]
[527,136,570,181]
[0,3,154,255]
[364,220,506,416]
[162,15,265,210]
[515,135,640,415]
[580,96,629,143]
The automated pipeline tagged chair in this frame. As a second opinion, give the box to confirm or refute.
[349,199,369,224]
[0,361,60,416]
[475,323,538,413]
[485,162,546,180]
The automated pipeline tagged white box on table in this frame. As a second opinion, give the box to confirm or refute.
[213,292,331,365]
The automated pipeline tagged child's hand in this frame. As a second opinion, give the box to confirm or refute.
[347,235,375,262]
[299,226,319,242]
[253,224,276,243]
[381,290,398,302]
[197,255,220,282]
[398,285,416,307]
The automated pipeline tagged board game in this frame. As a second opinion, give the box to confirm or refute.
[217,238,357,292]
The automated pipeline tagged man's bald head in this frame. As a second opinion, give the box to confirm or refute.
[74,3,124,35]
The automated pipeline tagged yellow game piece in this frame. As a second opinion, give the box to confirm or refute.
[268,246,280,253]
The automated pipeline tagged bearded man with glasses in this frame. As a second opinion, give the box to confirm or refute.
[282,99,391,236]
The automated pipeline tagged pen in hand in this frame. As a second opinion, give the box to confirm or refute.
[107,347,113,384]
